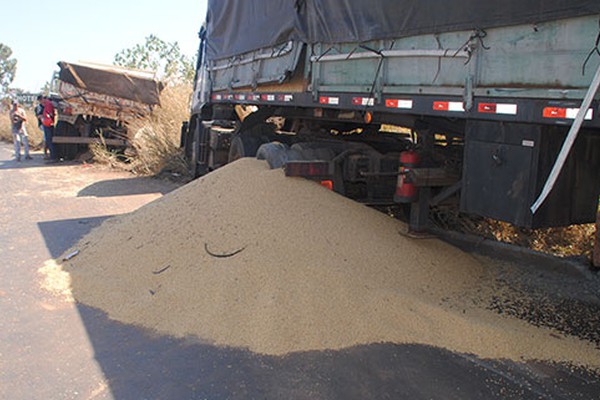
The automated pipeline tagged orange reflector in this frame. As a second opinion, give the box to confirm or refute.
[478,102,518,115]
[542,107,594,121]
[478,103,497,113]
[543,107,566,119]
[319,96,339,105]
[352,97,375,106]
[385,98,414,109]
[433,101,449,111]
[543,106,594,120]
[320,180,333,190]
[433,101,464,112]
[364,111,373,124]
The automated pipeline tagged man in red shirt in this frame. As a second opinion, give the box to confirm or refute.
[41,96,57,161]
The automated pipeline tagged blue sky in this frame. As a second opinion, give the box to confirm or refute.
[0,0,207,92]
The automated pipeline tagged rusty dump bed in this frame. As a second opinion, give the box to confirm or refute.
[56,61,165,122]
[57,61,164,106]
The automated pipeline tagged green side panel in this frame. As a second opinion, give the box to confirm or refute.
[312,15,600,99]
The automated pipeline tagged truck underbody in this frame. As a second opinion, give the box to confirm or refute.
[183,6,600,243]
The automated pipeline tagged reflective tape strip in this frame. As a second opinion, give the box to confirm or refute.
[543,107,594,121]
[261,94,275,101]
[248,94,261,101]
[566,108,593,120]
[234,94,246,101]
[543,107,593,120]
[352,97,375,106]
[212,94,233,101]
[385,99,413,109]
[433,101,464,112]
[277,94,294,102]
[478,103,518,115]
[319,96,339,105]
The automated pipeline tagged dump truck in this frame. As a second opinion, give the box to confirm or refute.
[182,0,600,235]
[50,61,164,159]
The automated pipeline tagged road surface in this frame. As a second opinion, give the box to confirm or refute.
[1,142,599,399]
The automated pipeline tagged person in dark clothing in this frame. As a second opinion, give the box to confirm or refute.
[35,95,48,158]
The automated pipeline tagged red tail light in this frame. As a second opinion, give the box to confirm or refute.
[285,161,331,177]
[320,180,333,190]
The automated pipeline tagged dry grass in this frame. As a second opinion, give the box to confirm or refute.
[480,220,595,259]
[0,107,45,150]
[431,206,596,261]
[90,84,192,177]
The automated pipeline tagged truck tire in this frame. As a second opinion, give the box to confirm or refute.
[256,142,290,169]
[180,120,190,153]
[54,121,79,160]
[188,122,201,177]
[228,134,262,162]
[189,121,210,178]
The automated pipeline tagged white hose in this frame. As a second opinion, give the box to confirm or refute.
[530,62,600,214]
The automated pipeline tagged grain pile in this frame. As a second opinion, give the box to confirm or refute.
[62,159,600,367]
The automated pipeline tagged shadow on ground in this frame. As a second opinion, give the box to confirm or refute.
[75,304,600,400]
[78,177,180,198]
[0,158,77,171]
[37,216,600,399]
[38,216,112,258]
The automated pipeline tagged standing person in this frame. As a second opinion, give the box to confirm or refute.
[9,99,31,162]
[34,95,48,158]
[41,96,57,162]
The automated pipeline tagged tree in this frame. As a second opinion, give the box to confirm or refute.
[114,35,195,85]
[0,43,17,96]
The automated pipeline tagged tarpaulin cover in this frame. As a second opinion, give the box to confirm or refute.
[57,61,165,105]
[206,0,600,60]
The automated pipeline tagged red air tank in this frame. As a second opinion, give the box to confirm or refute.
[394,150,420,203]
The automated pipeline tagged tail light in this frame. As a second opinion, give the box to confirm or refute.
[284,161,331,177]
[320,180,333,190]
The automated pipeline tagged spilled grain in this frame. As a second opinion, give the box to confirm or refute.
[63,159,600,368]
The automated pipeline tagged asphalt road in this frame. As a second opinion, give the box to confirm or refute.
[1,142,599,399]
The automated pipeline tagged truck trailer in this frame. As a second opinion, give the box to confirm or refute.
[51,61,164,159]
[182,0,600,236]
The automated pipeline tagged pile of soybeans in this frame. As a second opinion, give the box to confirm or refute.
[61,159,600,368]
